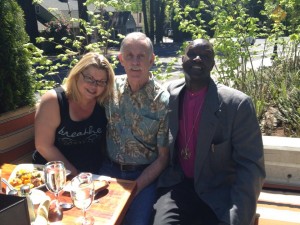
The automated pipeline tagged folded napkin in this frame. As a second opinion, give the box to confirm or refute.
[94,180,110,193]
[63,175,110,193]
[32,196,51,225]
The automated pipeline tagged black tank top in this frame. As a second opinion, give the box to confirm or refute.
[33,87,107,173]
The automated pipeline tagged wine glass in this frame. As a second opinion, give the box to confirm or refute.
[44,161,66,221]
[70,172,95,225]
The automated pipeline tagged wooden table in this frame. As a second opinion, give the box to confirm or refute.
[1,164,137,225]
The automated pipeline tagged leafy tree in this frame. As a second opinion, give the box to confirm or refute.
[78,0,89,22]
[142,0,150,36]
[165,0,300,136]
[137,0,168,43]
[155,0,166,43]
[149,0,155,41]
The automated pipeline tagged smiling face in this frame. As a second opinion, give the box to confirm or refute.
[118,38,154,90]
[78,66,107,101]
[182,39,215,89]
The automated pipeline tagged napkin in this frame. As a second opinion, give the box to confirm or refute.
[94,180,109,193]
[63,175,110,193]
[32,196,51,225]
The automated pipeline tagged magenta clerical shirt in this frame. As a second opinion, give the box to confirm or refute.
[177,87,208,178]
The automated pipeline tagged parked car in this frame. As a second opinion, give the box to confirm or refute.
[239,36,256,45]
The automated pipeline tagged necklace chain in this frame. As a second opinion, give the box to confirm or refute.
[181,93,205,160]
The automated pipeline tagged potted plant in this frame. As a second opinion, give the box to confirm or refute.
[0,0,37,164]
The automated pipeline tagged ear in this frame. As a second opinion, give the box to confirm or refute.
[118,53,124,66]
[211,59,216,70]
[150,53,155,65]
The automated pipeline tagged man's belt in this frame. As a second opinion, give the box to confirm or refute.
[111,160,149,172]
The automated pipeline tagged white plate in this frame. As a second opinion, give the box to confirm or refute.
[6,163,71,194]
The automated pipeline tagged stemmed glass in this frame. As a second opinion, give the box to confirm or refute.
[44,161,66,221]
[70,172,95,225]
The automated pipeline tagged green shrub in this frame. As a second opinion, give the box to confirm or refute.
[0,0,35,114]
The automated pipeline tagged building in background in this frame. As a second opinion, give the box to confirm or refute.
[35,0,143,39]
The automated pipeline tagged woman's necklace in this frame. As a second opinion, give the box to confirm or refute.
[180,94,205,160]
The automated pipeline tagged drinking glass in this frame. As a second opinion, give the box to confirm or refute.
[70,172,95,225]
[44,161,66,221]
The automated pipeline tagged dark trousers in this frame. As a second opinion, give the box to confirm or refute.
[152,178,220,225]
[99,159,156,225]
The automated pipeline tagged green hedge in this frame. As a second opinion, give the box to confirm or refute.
[0,0,35,114]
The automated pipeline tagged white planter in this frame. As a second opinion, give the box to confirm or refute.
[263,136,300,190]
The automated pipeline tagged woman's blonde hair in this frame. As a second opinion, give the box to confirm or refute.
[64,52,115,105]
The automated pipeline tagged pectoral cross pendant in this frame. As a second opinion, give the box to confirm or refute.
[181,147,191,160]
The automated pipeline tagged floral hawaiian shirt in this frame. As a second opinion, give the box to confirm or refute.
[106,74,169,165]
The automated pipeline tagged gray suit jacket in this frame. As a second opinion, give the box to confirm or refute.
[158,78,265,225]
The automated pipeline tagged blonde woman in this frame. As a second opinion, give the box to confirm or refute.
[33,52,115,176]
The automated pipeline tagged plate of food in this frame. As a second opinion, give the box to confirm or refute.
[6,163,71,194]
[7,164,45,193]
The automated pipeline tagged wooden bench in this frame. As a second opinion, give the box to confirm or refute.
[255,213,260,225]
[257,188,300,225]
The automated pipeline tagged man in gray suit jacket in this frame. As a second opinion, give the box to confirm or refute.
[152,39,265,225]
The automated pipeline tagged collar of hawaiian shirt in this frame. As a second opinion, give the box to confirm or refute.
[125,72,154,94]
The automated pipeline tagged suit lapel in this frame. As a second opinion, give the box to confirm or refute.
[168,79,185,164]
[194,80,221,179]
